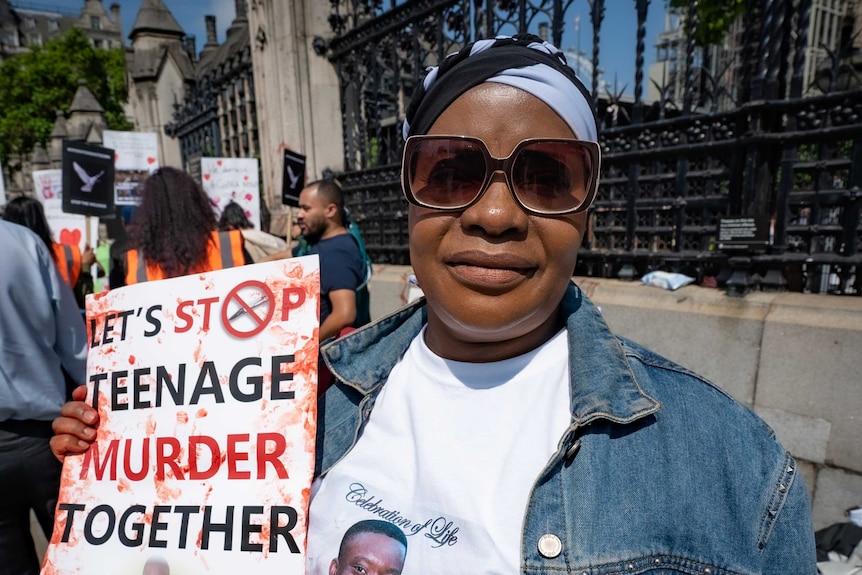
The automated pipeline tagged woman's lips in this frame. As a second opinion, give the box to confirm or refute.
[445,251,536,287]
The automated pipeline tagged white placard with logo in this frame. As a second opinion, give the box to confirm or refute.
[200,157,260,230]
[103,130,159,206]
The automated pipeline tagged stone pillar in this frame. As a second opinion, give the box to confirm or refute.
[247,0,343,234]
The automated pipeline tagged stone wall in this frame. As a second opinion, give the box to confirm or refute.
[368,266,862,530]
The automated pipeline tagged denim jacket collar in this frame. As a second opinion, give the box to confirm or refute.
[321,281,660,425]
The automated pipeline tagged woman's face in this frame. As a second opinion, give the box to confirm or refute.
[408,83,587,362]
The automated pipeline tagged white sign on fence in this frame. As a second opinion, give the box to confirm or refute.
[200,157,261,230]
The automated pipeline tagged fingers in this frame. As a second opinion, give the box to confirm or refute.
[50,400,99,462]
[71,384,87,402]
[49,430,92,463]
[59,400,99,430]
[82,245,96,266]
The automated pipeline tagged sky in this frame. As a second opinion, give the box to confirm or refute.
[18,0,673,98]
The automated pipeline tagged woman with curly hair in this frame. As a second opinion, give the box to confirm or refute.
[110,167,250,287]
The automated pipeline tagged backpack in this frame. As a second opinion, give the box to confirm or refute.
[347,221,372,328]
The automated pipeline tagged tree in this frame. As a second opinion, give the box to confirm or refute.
[0,28,130,173]
[668,0,746,48]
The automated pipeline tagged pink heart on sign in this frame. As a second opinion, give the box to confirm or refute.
[244,193,253,202]
[146,157,156,165]
[203,173,210,180]
[216,160,223,167]
[245,210,252,218]
[243,175,249,181]
[59,229,81,246]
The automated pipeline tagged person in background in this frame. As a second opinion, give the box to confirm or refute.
[217,200,288,262]
[288,185,373,330]
[0,220,87,575]
[263,179,368,341]
[3,195,95,309]
[50,34,816,574]
[113,167,252,286]
[290,221,304,253]
[105,205,135,289]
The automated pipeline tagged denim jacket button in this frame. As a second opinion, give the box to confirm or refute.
[537,533,562,558]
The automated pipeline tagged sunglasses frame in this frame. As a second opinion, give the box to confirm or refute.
[401,135,601,216]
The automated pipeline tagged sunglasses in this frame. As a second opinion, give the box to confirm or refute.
[402,135,600,216]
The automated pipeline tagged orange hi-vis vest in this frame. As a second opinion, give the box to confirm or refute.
[51,243,81,287]
[124,230,244,285]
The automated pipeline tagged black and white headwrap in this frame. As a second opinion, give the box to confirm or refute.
[403,34,597,142]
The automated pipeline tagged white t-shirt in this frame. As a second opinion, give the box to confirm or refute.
[306,327,571,575]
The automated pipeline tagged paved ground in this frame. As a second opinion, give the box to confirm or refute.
[31,510,48,564]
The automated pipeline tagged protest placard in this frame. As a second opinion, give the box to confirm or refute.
[41,256,321,575]
[103,130,159,206]
[282,150,306,207]
[32,168,99,249]
[200,157,260,230]
[62,141,115,217]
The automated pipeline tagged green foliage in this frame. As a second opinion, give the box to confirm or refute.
[668,0,746,47]
[0,28,130,171]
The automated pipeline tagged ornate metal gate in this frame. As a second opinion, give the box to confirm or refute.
[317,0,862,295]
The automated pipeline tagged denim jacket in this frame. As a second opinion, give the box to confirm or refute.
[318,282,816,574]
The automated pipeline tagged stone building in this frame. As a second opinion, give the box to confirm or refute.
[121,0,259,179]
[9,80,108,195]
[166,0,259,184]
[246,1,342,227]
[0,0,122,61]
[124,0,195,168]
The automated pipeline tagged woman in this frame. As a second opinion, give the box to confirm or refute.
[3,196,95,308]
[52,35,815,573]
[111,167,251,287]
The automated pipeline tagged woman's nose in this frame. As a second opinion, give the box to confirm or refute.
[457,172,529,237]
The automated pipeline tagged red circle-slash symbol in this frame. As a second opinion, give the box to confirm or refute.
[222,280,275,338]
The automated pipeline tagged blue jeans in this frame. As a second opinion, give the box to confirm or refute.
[0,422,62,575]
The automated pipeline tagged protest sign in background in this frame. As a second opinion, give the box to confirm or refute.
[282,150,306,207]
[41,257,321,575]
[62,141,115,217]
[32,168,99,250]
[103,130,159,206]
[200,157,260,230]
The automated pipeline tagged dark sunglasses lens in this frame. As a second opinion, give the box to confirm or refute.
[408,139,487,209]
[512,141,592,213]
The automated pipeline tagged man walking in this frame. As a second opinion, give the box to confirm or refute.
[295,179,367,341]
[0,219,88,575]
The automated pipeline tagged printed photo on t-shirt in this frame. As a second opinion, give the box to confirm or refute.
[326,519,408,575]
[306,473,510,575]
